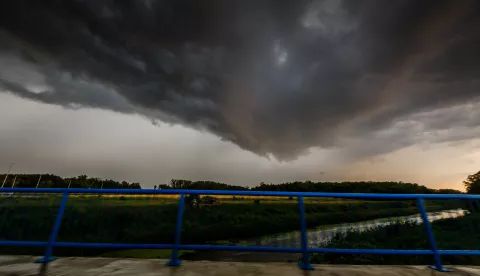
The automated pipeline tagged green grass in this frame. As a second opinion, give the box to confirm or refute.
[0,196,460,259]
[311,213,480,265]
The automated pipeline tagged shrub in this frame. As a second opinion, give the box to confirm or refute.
[185,194,201,207]
[201,196,219,206]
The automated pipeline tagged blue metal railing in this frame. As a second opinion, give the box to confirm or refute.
[0,188,479,272]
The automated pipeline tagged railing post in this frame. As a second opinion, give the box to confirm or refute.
[167,194,185,267]
[298,196,313,270]
[35,192,69,263]
[416,198,451,272]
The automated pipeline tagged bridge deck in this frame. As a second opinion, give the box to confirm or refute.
[0,256,479,276]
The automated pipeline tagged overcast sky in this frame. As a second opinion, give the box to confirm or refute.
[1,0,480,190]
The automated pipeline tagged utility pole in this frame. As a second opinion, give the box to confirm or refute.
[9,175,17,197]
[11,175,17,188]
[36,175,42,188]
[1,162,14,188]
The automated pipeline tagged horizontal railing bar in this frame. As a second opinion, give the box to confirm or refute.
[0,188,479,200]
[438,250,480,256]
[308,248,434,255]
[0,241,48,247]
[51,242,303,253]
[3,241,479,257]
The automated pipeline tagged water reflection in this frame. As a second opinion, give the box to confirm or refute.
[261,209,467,247]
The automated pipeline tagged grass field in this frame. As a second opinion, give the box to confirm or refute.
[0,195,459,258]
[0,193,373,206]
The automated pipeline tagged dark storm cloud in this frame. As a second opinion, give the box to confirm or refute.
[1,0,480,160]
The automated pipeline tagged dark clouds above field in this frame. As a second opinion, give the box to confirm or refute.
[1,0,480,162]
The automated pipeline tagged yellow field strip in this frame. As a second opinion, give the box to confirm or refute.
[6,194,364,203]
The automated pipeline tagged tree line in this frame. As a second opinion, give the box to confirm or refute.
[0,174,141,189]
[163,179,248,190]
[1,173,474,194]
[250,181,461,194]
[161,179,461,194]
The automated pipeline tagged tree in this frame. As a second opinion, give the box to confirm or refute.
[45,180,54,188]
[464,171,480,194]
[130,182,141,189]
[77,175,88,187]
[153,185,157,190]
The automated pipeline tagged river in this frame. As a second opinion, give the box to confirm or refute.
[182,209,467,262]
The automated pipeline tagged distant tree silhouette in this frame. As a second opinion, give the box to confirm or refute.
[464,171,480,194]
[0,174,142,189]
[169,179,248,190]
[0,174,466,194]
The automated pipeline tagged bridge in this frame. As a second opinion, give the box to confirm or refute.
[0,188,479,275]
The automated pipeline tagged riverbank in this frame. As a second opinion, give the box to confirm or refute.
[312,213,480,265]
[181,209,467,262]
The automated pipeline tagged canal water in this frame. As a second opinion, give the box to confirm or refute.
[260,208,467,247]
[182,209,467,262]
